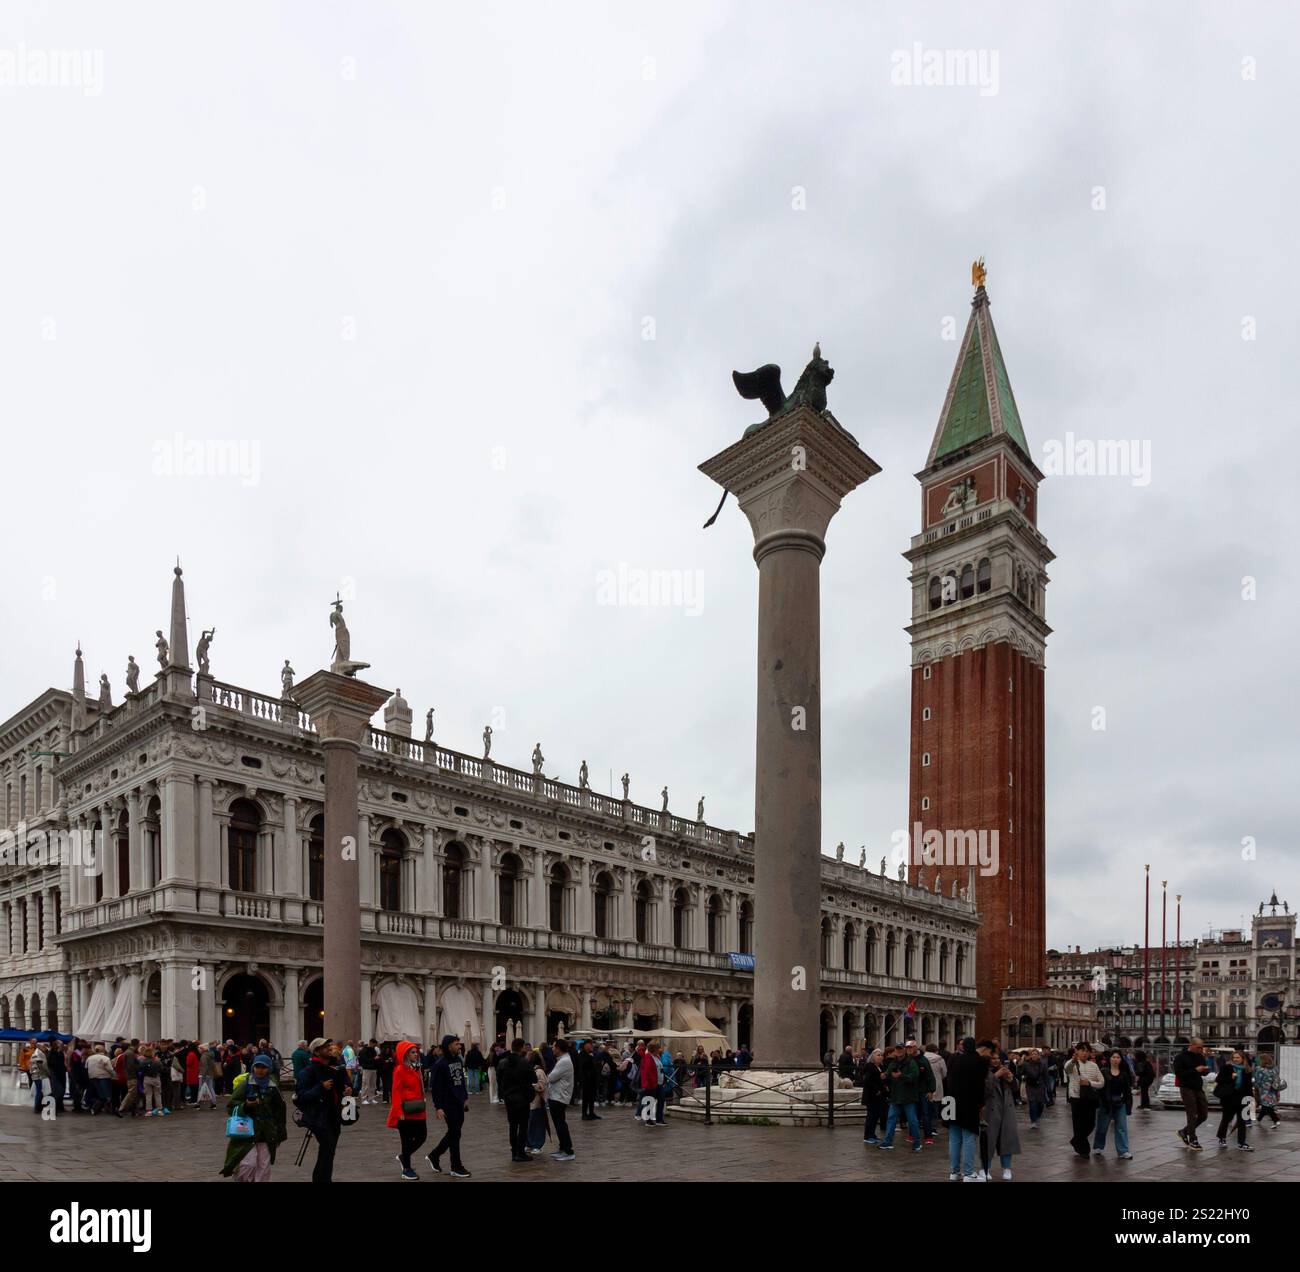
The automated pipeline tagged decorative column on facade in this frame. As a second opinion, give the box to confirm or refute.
[40,890,54,950]
[701,370,879,1069]
[161,957,199,1040]
[357,813,374,910]
[160,773,197,899]
[101,801,119,899]
[662,992,674,1032]
[530,982,546,1045]
[197,961,218,1042]
[729,998,740,1048]
[281,795,301,895]
[422,976,438,1045]
[580,988,593,1031]
[126,790,141,895]
[532,848,547,928]
[420,826,437,913]
[481,979,494,1048]
[618,867,633,941]
[694,884,708,952]
[194,778,217,896]
[360,973,373,1040]
[474,837,493,924]
[282,966,300,1045]
[577,858,593,935]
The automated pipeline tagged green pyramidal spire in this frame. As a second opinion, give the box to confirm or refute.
[927,280,1029,466]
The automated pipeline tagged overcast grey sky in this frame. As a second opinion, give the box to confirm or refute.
[2,1,1296,951]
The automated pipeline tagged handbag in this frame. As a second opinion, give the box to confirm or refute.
[401,1098,425,1116]
[226,1106,255,1138]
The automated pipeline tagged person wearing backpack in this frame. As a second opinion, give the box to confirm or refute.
[295,1038,352,1183]
[219,1054,287,1182]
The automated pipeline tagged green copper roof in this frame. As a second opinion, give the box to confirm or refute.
[930,290,1029,463]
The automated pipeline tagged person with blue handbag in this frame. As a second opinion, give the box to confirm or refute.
[219,1054,287,1182]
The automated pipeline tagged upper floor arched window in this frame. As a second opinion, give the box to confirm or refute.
[594,871,614,938]
[928,576,942,611]
[549,863,569,933]
[498,852,521,926]
[977,557,991,594]
[308,814,324,902]
[635,880,651,944]
[738,899,754,955]
[960,564,974,600]
[228,799,261,893]
[443,842,465,919]
[379,828,406,913]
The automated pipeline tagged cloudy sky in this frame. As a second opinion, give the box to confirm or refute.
[2,1,1295,951]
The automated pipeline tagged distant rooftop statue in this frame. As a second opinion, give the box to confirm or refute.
[329,596,370,678]
[971,256,987,289]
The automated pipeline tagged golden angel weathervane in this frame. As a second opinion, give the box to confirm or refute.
[971,256,987,289]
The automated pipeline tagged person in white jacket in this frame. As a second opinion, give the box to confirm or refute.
[1064,1042,1105,1159]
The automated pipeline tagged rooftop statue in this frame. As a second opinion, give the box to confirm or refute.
[281,660,295,698]
[425,708,434,743]
[125,656,140,693]
[329,597,370,677]
[482,725,493,759]
[196,627,215,676]
[155,630,169,670]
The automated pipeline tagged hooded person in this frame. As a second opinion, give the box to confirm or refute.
[220,1054,288,1182]
[496,1037,538,1163]
[387,1040,428,1179]
[295,1038,352,1184]
[428,1034,471,1177]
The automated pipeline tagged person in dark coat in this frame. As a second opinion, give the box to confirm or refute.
[860,1048,887,1145]
[1133,1049,1156,1111]
[577,1040,600,1120]
[1093,1049,1135,1159]
[1213,1049,1254,1151]
[496,1038,537,1163]
[946,1037,987,1181]
[1021,1047,1048,1129]
[294,1039,352,1183]
[428,1034,471,1177]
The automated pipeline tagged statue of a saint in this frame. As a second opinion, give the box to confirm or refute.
[835,841,844,862]
[281,660,295,697]
[897,860,905,882]
[578,760,589,790]
[951,879,958,898]
[934,873,942,894]
[858,847,866,869]
[661,786,669,812]
[155,630,169,670]
[917,868,925,890]
[531,743,544,775]
[482,726,492,759]
[196,627,215,676]
[621,772,630,800]
[425,708,434,743]
[98,674,112,711]
[125,656,140,693]
[697,796,705,822]
[329,598,370,677]
[880,857,886,876]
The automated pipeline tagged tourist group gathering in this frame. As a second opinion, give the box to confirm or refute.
[13,1028,1287,1183]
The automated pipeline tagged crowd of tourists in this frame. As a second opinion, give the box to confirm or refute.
[11,1028,1286,1183]
[838,1035,1286,1180]
[17,1035,283,1118]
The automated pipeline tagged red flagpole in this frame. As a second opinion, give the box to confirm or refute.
[1161,881,1168,1036]
[1175,894,1182,1036]
[1144,865,1150,1038]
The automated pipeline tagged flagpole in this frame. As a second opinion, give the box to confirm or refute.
[1143,865,1150,1041]
[1161,880,1168,1040]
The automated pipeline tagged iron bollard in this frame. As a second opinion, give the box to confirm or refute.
[704,1074,712,1125]
[827,1064,835,1127]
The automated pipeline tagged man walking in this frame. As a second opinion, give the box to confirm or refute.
[428,1034,471,1177]
[1064,1041,1104,1159]
[879,1043,922,1152]
[497,1038,536,1164]
[546,1037,577,1160]
[1174,1037,1211,1151]
[295,1038,352,1183]
[578,1039,600,1120]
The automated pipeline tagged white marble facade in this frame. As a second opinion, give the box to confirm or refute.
[1,575,980,1056]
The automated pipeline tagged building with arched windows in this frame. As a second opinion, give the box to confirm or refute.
[0,568,980,1057]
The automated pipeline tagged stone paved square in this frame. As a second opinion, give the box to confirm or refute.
[3,1094,1297,1184]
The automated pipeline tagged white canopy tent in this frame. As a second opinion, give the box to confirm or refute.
[373,981,422,1043]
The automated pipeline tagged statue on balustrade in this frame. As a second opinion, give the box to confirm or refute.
[579,760,589,789]
[329,597,370,677]
[697,796,705,822]
[425,708,434,743]
[532,743,545,774]
[897,860,905,881]
[880,857,886,876]
[835,841,844,861]
[281,660,295,698]
[155,630,169,670]
[98,674,112,711]
[858,847,866,869]
[482,725,493,759]
[661,786,669,812]
[125,656,140,693]
[196,627,215,676]
[621,772,630,800]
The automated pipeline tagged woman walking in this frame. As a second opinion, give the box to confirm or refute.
[525,1048,550,1155]
[982,1042,1022,1180]
[1021,1048,1048,1129]
[1092,1050,1134,1159]
[1253,1053,1285,1129]
[1213,1049,1255,1151]
[219,1054,288,1182]
[388,1039,428,1180]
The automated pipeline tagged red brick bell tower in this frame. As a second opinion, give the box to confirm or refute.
[904,268,1053,1042]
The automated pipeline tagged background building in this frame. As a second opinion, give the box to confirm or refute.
[0,568,980,1056]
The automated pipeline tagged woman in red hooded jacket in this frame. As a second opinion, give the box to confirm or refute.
[388,1040,428,1179]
